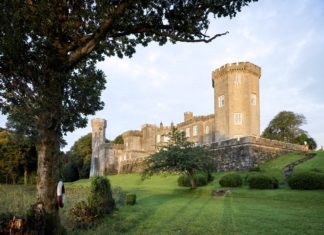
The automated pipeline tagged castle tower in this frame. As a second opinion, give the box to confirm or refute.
[212,62,261,141]
[141,124,158,153]
[90,118,107,177]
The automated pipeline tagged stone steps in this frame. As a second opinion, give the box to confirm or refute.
[283,153,317,178]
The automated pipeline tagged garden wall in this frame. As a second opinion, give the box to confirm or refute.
[208,136,306,171]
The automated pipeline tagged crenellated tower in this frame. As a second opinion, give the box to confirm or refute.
[212,62,261,141]
[90,118,107,177]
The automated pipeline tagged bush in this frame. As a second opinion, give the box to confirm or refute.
[177,173,208,187]
[248,175,279,189]
[69,176,115,229]
[88,176,115,216]
[219,174,243,187]
[126,194,137,205]
[112,186,127,206]
[288,171,324,190]
[62,162,79,182]
[69,201,97,229]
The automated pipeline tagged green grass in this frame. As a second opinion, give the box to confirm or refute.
[1,152,324,234]
[295,151,324,172]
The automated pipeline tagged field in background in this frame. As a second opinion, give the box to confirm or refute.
[1,152,324,234]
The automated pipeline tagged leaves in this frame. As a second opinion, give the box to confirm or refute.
[142,127,212,180]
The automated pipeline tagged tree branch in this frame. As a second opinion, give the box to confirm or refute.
[67,1,131,67]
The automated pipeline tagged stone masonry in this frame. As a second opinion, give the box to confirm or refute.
[89,62,305,176]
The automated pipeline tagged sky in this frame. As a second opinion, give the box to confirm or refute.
[0,0,323,151]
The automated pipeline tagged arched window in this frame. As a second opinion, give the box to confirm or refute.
[205,126,209,134]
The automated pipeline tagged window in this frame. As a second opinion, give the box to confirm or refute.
[251,93,257,105]
[193,126,198,136]
[234,73,241,86]
[234,113,243,125]
[205,126,209,134]
[218,95,225,108]
[186,128,190,137]
[164,135,170,142]
[156,134,160,143]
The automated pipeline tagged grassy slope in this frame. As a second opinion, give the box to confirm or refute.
[294,151,324,172]
[1,152,324,234]
[69,173,324,235]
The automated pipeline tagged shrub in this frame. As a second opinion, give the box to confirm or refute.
[126,194,137,205]
[88,176,115,216]
[69,176,115,229]
[288,171,324,190]
[69,201,97,229]
[112,186,127,206]
[177,173,208,187]
[219,174,243,187]
[248,175,279,189]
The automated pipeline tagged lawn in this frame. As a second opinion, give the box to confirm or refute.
[294,151,324,172]
[1,152,324,235]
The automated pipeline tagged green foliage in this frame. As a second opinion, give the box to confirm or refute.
[88,177,115,216]
[261,111,316,146]
[112,187,127,206]
[69,176,115,229]
[177,173,209,187]
[248,175,279,189]
[0,130,37,184]
[2,173,324,235]
[65,133,92,180]
[62,162,79,182]
[0,0,257,227]
[219,174,243,187]
[69,200,97,229]
[113,135,124,145]
[288,171,324,190]
[142,127,212,189]
[126,194,137,206]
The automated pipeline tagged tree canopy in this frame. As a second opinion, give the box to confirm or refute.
[0,0,257,231]
[63,133,92,180]
[0,129,37,184]
[142,127,212,189]
[262,111,317,149]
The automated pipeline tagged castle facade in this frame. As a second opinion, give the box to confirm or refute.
[90,62,262,176]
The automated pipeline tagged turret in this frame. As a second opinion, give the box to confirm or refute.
[212,62,261,141]
[90,118,107,177]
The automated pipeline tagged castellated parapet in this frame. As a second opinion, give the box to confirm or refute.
[212,61,261,141]
[89,62,304,176]
[212,62,261,81]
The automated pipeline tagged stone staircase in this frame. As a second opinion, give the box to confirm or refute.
[283,152,317,178]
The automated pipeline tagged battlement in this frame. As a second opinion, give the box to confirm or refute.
[141,124,158,130]
[122,130,142,138]
[91,118,106,130]
[177,114,215,127]
[212,62,261,80]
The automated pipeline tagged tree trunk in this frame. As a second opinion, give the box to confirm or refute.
[188,172,196,189]
[36,127,62,234]
[24,167,28,185]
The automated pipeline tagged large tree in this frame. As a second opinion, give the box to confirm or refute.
[142,127,212,189]
[0,0,257,232]
[262,111,317,148]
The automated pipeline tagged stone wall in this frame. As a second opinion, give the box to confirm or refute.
[208,136,306,171]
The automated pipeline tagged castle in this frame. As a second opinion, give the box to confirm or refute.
[90,62,304,176]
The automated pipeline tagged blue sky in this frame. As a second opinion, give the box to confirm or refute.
[1,0,323,151]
